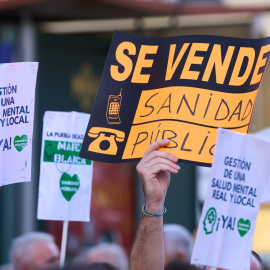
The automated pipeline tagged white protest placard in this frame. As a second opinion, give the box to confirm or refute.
[0,62,38,186]
[252,127,270,204]
[37,111,93,221]
[191,128,270,270]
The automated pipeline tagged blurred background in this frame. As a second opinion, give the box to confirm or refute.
[1,0,270,267]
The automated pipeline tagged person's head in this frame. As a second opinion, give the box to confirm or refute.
[48,263,117,270]
[203,250,264,270]
[0,264,12,270]
[73,243,128,270]
[165,259,201,270]
[251,251,264,270]
[164,224,194,265]
[10,232,60,270]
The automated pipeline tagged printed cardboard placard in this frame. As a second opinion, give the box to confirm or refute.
[191,128,270,270]
[252,127,270,204]
[79,31,270,166]
[37,111,93,222]
[0,62,38,186]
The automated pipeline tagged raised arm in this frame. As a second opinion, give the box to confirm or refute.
[130,139,180,270]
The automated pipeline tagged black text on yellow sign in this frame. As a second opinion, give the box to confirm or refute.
[122,86,254,164]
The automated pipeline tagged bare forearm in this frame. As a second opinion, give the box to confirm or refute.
[130,214,164,270]
[131,140,179,270]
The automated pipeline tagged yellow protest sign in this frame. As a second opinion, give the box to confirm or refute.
[80,31,270,166]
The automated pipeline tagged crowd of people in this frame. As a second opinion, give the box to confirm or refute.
[0,221,195,270]
[0,139,267,270]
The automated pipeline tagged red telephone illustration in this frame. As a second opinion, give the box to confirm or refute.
[88,127,125,155]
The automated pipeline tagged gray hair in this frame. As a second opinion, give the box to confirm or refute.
[0,264,12,270]
[10,232,55,270]
[164,224,193,261]
[74,243,128,270]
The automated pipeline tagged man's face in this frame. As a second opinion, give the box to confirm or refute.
[26,240,60,270]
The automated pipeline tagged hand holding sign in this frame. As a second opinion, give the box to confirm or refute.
[130,140,180,270]
[136,139,180,211]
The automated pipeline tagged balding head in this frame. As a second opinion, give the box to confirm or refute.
[250,251,264,270]
[73,243,128,270]
[10,232,60,270]
[164,224,193,264]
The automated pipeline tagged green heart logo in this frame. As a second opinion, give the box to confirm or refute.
[237,218,251,237]
[60,173,80,202]
[14,135,28,152]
